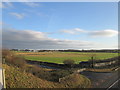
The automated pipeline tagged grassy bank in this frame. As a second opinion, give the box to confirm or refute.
[3,64,91,88]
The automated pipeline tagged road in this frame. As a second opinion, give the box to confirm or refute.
[80,70,119,88]
[106,78,120,89]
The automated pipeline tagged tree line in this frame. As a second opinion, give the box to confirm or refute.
[11,49,119,53]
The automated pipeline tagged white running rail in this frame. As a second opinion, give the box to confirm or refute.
[0,68,5,90]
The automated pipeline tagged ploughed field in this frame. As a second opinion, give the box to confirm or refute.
[15,51,118,64]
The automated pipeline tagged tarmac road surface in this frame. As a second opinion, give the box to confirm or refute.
[80,71,119,88]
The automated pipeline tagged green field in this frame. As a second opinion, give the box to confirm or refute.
[16,51,118,64]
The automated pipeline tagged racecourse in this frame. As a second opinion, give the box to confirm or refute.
[15,51,118,64]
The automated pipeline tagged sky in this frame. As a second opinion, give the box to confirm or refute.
[1,2,118,50]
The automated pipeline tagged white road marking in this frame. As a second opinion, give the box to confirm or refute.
[106,78,120,90]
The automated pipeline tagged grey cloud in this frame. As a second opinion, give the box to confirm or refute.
[2,28,96,49]
[89,29,118,37]
[60,28,118,37]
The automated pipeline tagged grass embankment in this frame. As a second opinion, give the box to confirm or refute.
[3,64,63,88]
[3,64,91,88]
[59,73,91,88]
[16,52,118,64]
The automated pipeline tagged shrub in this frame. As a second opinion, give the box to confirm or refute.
[26,65,74,82]
[63,59,75,68]
[26,65,51,81]
[2,49,12,58]
[63,59,75,65]
[2,49,26,69]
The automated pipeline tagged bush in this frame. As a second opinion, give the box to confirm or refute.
[63,59,75,65]
[26,65,74,82]
[2,49,26,69]
[26,65,51,81]
[50,69,74,82]
[2,49,12,58]
[63,59,75,68]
